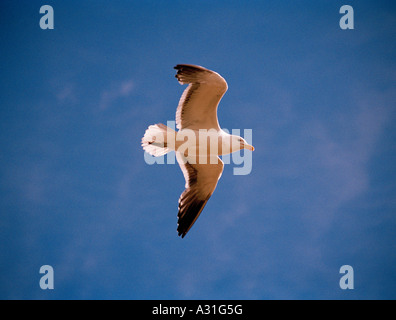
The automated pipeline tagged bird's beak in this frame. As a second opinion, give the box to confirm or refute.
[244,144,255,151]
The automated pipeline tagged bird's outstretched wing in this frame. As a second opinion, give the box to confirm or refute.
[174,64,228,131]
[176,152,224,238]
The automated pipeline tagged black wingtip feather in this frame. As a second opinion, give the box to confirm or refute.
[177,199,207,238]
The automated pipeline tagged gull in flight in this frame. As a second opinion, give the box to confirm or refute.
[142,64,254,238]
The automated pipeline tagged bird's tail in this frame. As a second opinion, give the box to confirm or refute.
[141,123,176,157]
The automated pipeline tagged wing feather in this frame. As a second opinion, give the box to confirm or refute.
[174,64,228,131]
[176,152,224,238]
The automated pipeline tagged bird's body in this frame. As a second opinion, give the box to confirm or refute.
[142,64,254,238]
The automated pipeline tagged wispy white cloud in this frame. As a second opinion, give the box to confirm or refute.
[99,79,134,110]
[56,84,77,104]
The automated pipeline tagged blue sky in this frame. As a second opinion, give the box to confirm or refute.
[1,0,396,299]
